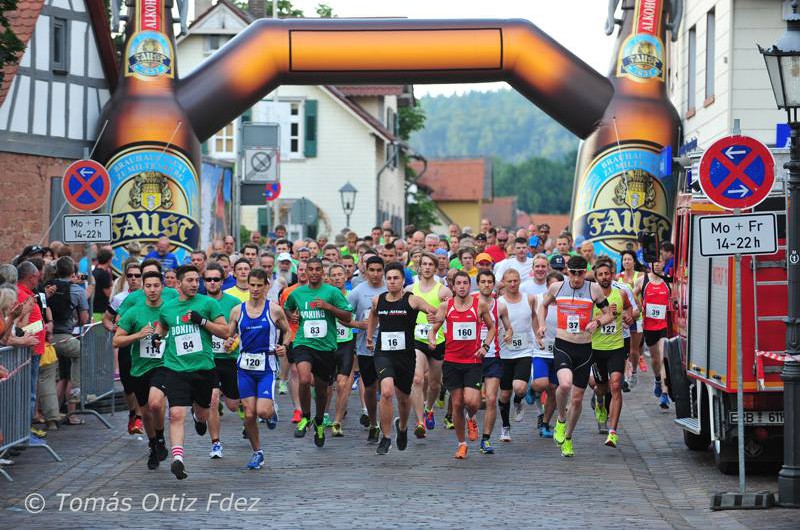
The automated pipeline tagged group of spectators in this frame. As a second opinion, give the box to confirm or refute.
[0,216,674,463]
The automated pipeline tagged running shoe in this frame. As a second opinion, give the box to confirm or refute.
[237,404,245,420]
[639,357,648,372]
[332,422,344,437]
[352,372,360,391]
[132,417,144,434]
[454,443,468,459]
[500,426,511,442]
[480,438,495,454]
[278,380,288,395]
[192,411,207,436]
[622,380,631,393]
[294,417,309,438]
[376,437,391,455]
[537,413,545,431]
[395,418,408,451]
[313,419,325,448]
[291,409,303,424]
[467,417,479,441]
[525,387,536,405]
[443,415,455,430]
[359,412,370,428]
[425,409,435,430]
[629,372,638,389]
[414,422,426,439]
[209,441,223,459]
[436,389,446,409]
[171,459,188,480]
[561,438,574,457]
[514,402,524,422]
[594,401,608,424]
[653,380,663,398]
[247,451,264,470]
[31,426,47,438]
[266,410,278,430]
[323,413,333,429]
[540,424,554,438]
[127,417,136,435]
[554,419,567,445]
[605,432,619,448]
[659,393,670,409]
[156,440,168,461]
[367,426,380,443]
[147,443,159,470]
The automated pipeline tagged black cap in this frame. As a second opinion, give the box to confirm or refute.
[20,245,44,258]
[475,233,487,241]
[549,254,566,271]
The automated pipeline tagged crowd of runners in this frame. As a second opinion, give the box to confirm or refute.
[0,219,677,479]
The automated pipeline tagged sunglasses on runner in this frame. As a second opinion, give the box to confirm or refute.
[204,277,222,282]
[126,273,142,278]
[568,269,587,275]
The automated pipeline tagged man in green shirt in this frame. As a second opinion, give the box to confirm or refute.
[284,257,353,448]
[204,262,243,460]
[113,270,168,471]
[154,265,229,480]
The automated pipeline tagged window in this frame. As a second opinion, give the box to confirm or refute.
[705,10,716,103]
[51,18,68,74]
[203,35,228,56]
[290,102,301,154]
[687,26,697,115]
[212,122,236,157]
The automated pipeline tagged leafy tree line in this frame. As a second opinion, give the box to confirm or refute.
[493,150,577,214]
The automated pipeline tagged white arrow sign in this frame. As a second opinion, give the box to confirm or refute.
[724,146,747,159]
[78,167,94,178]
[726,184,749,197]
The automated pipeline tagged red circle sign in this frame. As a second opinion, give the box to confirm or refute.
[698,135,775,210]
[265,182,281,202]
[62,159,111,212]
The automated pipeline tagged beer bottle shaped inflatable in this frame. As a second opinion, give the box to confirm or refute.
[570,0,680,261]
[95,0,200,270]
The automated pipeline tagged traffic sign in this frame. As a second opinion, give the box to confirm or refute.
[264,182,281,202]
[698,135,775,210]
[62,160,111,212]
[698,213,777,257]
[63,214,112,243]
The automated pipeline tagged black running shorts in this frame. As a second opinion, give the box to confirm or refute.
[553,339,593,389]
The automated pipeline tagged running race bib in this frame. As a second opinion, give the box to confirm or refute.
[544,339,554,353]
[381,331,405,351]
[600,322,618,335]
[175,332,202,356]
[211,336,226,354]
[336,323,348,340]
[566,315,581,334]
[646,304,667,320]
[304,319,327,338]
[239,352,266,371]
[139,338,165,359]
[509,334,529,350]
[415,323,433,341]
[453,322,476,341]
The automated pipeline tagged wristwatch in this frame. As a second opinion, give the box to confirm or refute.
[481,342,490,350]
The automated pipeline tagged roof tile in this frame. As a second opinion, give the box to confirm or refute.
[0,0,46,107]
[411,158,489,202]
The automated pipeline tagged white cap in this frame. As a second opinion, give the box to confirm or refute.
[277,252,292,262]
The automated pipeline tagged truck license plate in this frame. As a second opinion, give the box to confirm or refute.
[728,411,784,425]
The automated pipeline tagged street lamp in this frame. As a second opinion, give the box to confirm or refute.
[339,182,358,229]
[759,0,800,507]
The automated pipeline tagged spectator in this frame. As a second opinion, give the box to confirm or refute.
[661,242,675,281]
[126,241,142,262]
[144,236,179,271]
[91,248,114,320]
[17,261,48,437]
[164,269,178,288]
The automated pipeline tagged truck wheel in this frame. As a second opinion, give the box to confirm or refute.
[683,385,710,451]
[714,439,738,475]
[664,338,691,418]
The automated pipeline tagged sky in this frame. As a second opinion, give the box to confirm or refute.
[286,0,617,96]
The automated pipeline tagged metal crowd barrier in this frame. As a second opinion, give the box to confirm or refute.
[0,346,61,482]
[73,323,114,428]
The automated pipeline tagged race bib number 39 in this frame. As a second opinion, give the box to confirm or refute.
[646,304,667,320]
[304,319,328,338]
[453,322,476,341]
[175,331,202,356]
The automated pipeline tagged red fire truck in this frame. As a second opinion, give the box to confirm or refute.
[666,148,788,474]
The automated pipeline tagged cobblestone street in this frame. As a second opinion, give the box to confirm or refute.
[1,371,797,528]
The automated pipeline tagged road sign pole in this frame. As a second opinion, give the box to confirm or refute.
[733,207,746,496]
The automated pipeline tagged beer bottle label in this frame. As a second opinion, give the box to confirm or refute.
[616,0,665,82]
[125,0,174,80]
[572,141,673,257]
[106,145,200,268]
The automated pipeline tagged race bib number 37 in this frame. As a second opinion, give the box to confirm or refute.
[567,315,581,334]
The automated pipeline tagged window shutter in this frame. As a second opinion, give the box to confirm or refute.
[304,99,318,158]
[242,108,252,123]
[257,207,269,233]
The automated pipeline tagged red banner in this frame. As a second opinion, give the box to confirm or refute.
[636,0,661,36]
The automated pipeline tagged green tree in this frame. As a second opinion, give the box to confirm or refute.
[0,0,25,84]
[399,105,439,231]
[493,149,577,214]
